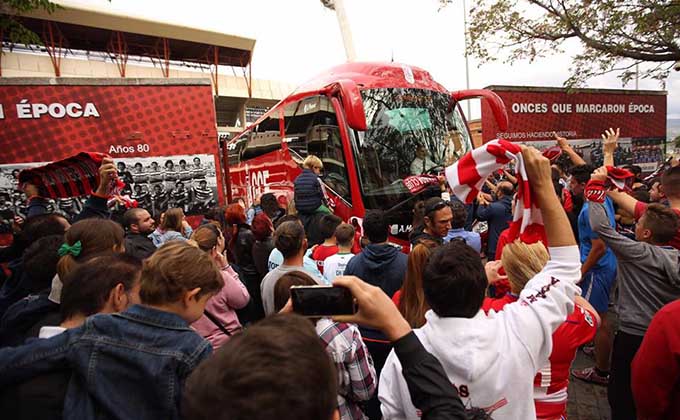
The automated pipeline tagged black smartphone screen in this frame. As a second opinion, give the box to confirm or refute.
[290,285,355,317]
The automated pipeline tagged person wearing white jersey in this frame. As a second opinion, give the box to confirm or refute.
[323,223,356,283]
[379,146,581,420]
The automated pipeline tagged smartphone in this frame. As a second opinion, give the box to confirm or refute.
[290,285,356,317]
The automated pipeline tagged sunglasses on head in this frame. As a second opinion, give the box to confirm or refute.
[425,199,448,215]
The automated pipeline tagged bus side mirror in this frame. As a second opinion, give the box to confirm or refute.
[451,89,509,131]
[329,79,367,131]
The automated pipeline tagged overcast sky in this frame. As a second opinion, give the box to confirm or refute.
[63,0,680,121]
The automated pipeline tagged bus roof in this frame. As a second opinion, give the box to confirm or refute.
[293,61,448,94]
[229,61,449,142]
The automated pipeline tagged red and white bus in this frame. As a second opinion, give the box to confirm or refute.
[226,62,508,248]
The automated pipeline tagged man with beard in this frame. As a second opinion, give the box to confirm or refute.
[122,208,156,260]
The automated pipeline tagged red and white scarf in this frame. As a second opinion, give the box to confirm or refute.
[605,166,634,192]
[445,139,544,243]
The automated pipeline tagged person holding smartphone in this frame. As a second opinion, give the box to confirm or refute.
[182,275,468,420]
[274,272,376,420]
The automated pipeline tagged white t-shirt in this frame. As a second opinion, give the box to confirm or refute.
[410,156,437,175]
[261,264,324,316]
[379,246,581,420]
[323,253,355,283]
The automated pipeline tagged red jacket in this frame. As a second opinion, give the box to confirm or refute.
[632,299,680,420]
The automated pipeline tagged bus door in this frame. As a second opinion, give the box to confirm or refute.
[282,95,353,221]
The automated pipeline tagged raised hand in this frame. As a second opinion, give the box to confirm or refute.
[602,128,620,155]
[554,132,570,150]
[521,146,552,191]
[485,260,508,284]
[554,132,586,166]
[95,157,117,196]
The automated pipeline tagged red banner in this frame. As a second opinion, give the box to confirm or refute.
[0,82,223,228]
[481,87,666,143]
[0,83,219,163]
[402,174,439,194]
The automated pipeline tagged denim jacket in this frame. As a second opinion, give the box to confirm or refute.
[0,304,212,420]
[148,226,193,248]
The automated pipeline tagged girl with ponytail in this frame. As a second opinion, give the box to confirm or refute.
[52,219,125,304]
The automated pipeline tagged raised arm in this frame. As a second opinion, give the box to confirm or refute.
[586,168,647,261]
[74,157,116,221]
[502,146,581,370]
[525,146,576,247]
[606,190,639,216]
[220,266,250,309]
[556,133,586,167]
[602,128,619,167]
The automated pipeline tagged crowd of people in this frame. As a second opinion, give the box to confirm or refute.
[0,128,679,420]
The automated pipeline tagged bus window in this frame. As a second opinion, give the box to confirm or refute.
[449,103,472,165]
[353,87,472,211]
[241,115,282,161]
[284,96,351,204]
[228,136,247,166]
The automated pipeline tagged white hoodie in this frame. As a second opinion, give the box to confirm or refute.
[379,246,581,420]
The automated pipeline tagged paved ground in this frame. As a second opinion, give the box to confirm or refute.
[567,351,611,419]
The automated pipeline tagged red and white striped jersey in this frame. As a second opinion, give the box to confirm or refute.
[533,305,597,419]
[481,297,598,420]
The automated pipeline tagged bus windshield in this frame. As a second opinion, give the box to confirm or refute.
[353,87,472,213]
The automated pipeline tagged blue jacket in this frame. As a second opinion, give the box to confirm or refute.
[0,258,26,319]
[344,243,407,298]
[148,226,193,248]
[476,195,513,260]
[344,243,407,344]
[0,304,211,420]
[444,228,482,253]
[294,169,323,214]
[0,292,59,347]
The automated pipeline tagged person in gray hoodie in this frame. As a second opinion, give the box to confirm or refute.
[584,166,680,420]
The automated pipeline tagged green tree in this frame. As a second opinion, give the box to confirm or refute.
[441,0,680,87]
[1,0,59,46]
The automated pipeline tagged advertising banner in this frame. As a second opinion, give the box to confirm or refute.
[0,80,221,230]
[481,86,667,170]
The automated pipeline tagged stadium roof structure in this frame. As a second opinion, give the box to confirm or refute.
[1,1,256,94]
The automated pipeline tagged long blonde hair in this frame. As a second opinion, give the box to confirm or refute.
[501,240,549,293]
